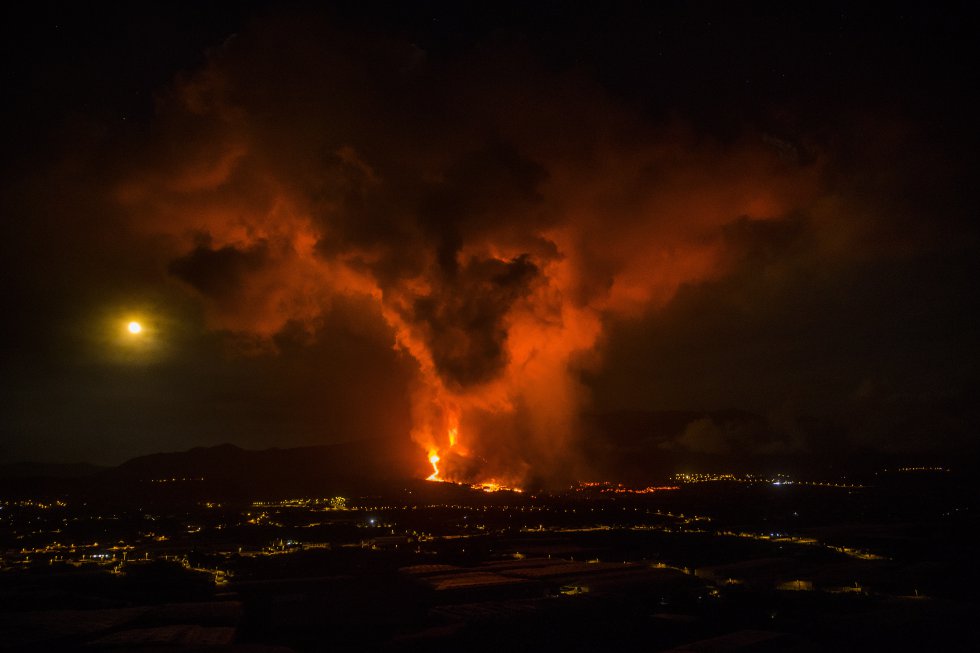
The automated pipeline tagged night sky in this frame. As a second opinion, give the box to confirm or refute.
[1,2,977,480]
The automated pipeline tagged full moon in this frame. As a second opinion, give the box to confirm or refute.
[127,321,142,334]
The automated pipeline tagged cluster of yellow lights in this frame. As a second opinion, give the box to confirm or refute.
[606,485,679,494]
[573,482,678,494]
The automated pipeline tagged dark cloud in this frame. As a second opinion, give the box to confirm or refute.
[169,242,271,302]
[413,255,540,389]
[417,143,548,275]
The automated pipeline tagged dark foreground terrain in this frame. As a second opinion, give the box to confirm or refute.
[1,461,976,651]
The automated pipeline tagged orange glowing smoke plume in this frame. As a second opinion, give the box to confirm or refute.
[115,22,826,489]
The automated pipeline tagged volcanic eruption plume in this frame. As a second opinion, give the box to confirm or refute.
[117,18,823,487]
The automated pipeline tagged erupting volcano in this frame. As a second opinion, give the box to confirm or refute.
[424,418,523,492]
[110,17,833,488]
[1,0,973,514]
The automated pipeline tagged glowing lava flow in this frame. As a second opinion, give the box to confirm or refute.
[471,481,523,493]
[426,451,442,482]
[424,450,523,493]
[424,414,458,484]
[423,417,523,492]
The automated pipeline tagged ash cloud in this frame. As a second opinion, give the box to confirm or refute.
[169,242,271,302]
[414,255,540,389]
[417,142,548,275]
[1,5,975,471]
[98,11,975,482]
[110,15,831,484]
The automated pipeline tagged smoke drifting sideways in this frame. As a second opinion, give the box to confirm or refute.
[116,19,825,487]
